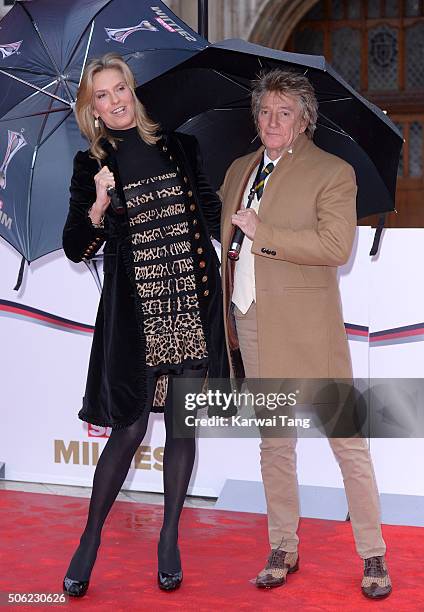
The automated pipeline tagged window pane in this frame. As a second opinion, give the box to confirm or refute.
[368,25,398,90]
[384,0,399,17]
[405,0,420,16]
[304,1,325,20]
[348,0,361,19]
[406,23,424,90]
[331,0,344,19]
[367,0,380,18]
[394,122,404,177]
[294,28,324,55]
[331,28,361,89]
[409,122,423,177]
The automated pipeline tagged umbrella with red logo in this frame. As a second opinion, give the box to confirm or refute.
[0,0,206,283]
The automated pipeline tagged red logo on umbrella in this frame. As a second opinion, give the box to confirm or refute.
[0,41,22,60]
[104,20,158,44]
[0,130,27,190]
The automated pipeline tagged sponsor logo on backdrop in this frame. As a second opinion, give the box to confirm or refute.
[0,41,22,60]
[151,6,197,42]
[54,439,164,470]
[88,423,112,438]
[104,20,158,44]
[0,201,12,230]
[0,130,27,191]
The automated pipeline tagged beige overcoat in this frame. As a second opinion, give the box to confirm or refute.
[220,132,357,380]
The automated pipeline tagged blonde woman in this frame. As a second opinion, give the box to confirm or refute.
[62,53,227,596]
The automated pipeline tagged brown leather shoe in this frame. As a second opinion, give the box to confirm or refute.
[255,549,299,589]
[361,555,392,599]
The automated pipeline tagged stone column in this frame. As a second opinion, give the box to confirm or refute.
[164,0,269,43]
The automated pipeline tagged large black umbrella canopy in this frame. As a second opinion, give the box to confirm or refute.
[139,39,403,220]
[0,0,206,262]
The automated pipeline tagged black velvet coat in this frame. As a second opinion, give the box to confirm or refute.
[63,132,229,429]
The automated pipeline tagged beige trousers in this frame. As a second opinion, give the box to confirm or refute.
[234,302,386,559]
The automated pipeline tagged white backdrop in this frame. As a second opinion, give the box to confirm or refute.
[1,227,423,498]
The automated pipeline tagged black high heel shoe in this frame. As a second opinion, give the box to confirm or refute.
[63,576,89,598]
[62,533,100,598]
[157,540,183,591]
[157,569,183,591]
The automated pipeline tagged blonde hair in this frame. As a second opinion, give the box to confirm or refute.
[251,69,318,139]
[74,53,161,159]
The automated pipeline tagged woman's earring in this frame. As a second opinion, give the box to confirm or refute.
[94,117,100,129]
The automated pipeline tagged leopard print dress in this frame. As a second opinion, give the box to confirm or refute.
[111,127,208,409]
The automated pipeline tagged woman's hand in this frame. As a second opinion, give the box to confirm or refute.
[90,166,115,224]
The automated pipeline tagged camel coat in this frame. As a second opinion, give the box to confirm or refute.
[220,132,357,380]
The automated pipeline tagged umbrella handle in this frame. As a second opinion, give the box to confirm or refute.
[13,256,27,291]
[369,214,386,256]
[106,187,125,214]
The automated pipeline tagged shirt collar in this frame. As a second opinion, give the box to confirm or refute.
[264,150,282,168]
[264,135,303,166]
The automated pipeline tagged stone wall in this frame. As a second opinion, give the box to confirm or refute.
[164,0,268,43]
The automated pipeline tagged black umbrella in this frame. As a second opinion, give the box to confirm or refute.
[139,39,403,221]
[0,0,206,267]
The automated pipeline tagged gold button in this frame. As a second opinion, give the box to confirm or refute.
[199,260,206,268]
[188,190,193,197]
[183,176,188,183]
[203,289,209,296]
[202,275,208,282]
[194,232,200,239]
[190,204,196,211]
[197,247,203,255]
[193,219,198,225]
[169,155,173,161]
[96,237,101,242]
[176,166,180,173]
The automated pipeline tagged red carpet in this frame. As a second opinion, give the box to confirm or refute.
[0,489,422,611]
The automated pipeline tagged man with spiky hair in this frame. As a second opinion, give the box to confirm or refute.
[219,69,391,599]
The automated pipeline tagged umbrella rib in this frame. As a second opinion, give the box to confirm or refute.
[25,82,61,255]
[213,70,252,93]
[208,107,251,111]
[0,67,56,77]
[11,196,27,260]
[317,111,353,140]
[19,2,74,103]
[319,97,353,103]
[316,120,355,140]
[0,107,70,123]
[24,78,59,101]
[24,147,38,262]
[78,21,96,86]
[0,70,71,106]
[38,109,73,148]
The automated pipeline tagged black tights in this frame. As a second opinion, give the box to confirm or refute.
[66,369,204,581]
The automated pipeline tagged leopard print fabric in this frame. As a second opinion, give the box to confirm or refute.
[123,167,208,406]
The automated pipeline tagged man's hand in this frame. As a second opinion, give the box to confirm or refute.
[231,207,260,240]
